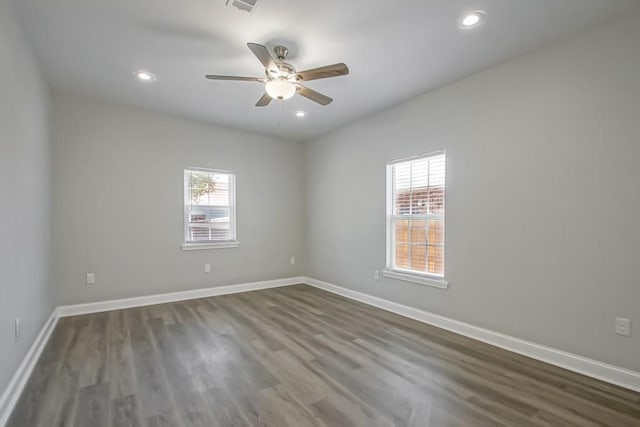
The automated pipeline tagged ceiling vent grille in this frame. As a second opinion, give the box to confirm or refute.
[226,0,258,14]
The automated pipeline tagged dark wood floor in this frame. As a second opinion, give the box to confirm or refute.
[8,285,640,427]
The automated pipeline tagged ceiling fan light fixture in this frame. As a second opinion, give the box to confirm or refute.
[265,79,296,100]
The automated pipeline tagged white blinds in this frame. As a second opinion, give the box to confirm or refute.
[391,153,445,216]
[388,152,445,276]
[184,169,236,243]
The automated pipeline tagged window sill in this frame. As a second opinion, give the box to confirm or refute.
[382,269,449,289]
[181,241,240,250]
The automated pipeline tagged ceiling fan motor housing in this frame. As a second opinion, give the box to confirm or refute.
[267,62,296,80]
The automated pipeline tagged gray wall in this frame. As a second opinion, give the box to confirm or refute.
[0,0,53,396]
[304,15,640,372]
[52,93,306,306]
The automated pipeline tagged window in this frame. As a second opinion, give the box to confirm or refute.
[182,168,238,250]
[385,152,447,288]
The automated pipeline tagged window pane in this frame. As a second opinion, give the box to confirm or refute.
[427,219,444,275]
[410,188,429,214]
[410,244,426,272]
[427,187,445,214]
[427,244,444,275]
[395,220,409,243]
[209,219,230,240]
[409,220,426,243]
[395,190,411,215]
[395,243,410,269]
[427,219,444,246]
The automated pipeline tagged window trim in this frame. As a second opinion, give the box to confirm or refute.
[382,269,449,289]
[182,167,238,250]
[385,150,447,289]
[181,241,240,251]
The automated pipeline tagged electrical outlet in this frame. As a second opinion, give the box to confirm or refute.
[86,273,95,285]
[290,257,295,265]
[615,317,631,337]
[15,317,20,338]
[374,270,380,281]
[204,263,211,273]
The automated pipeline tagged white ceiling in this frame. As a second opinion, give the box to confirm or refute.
[14,0,640,141]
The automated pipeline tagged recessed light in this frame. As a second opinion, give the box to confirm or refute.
[459,11,486,29]
[295,111,306,118]
[134,70,155,81]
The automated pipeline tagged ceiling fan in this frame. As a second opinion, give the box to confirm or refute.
[205,43,349,106]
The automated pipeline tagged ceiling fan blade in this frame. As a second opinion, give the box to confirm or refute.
[256,92,272,107]
[296,85,333,105]
[247,43,278,74]
[294,63,349,82]
[205,75,265,82]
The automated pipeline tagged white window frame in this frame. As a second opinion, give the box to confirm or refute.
[181,167,239,250]
[384,151,448,289]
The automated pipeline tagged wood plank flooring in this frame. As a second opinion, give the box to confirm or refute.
[7,284,640,426]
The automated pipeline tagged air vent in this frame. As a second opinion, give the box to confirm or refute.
[226,0,258,13]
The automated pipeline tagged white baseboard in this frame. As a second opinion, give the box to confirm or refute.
[56,277,306,317]
[303,277,640,393]
[0,311,59,427]
[2,274,637,427]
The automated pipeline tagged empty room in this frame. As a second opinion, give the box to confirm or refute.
[1,0,640,426]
